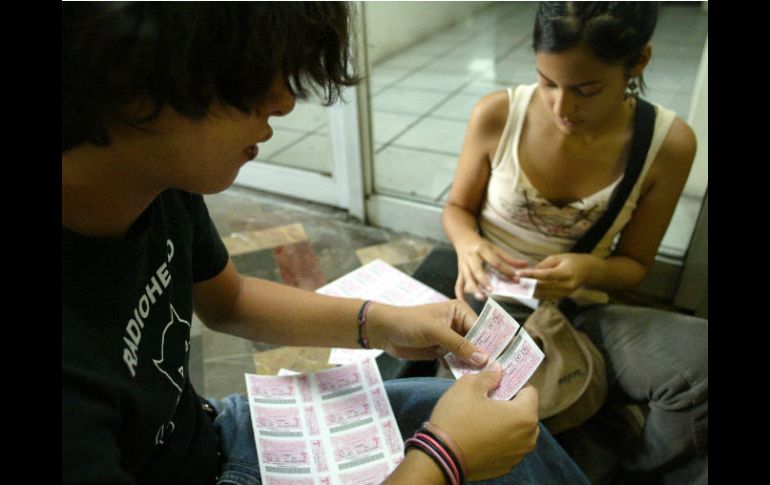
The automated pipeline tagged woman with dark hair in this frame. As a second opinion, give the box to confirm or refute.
[418,2,708,483]
[62,3,590,484]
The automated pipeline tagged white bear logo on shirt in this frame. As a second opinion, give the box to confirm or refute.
[153,304,190,393]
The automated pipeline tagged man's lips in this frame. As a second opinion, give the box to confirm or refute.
[242,145,258,160]
[242,132,273,161]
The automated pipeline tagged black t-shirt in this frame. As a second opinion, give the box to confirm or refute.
[63,190,229,484]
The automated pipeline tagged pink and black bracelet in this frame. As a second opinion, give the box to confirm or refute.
[405,421,467,485]
[404,436,459,485]
[356,300,374,349]
[421,421,468,482]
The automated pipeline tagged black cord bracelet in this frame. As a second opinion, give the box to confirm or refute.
[356,300,374,349]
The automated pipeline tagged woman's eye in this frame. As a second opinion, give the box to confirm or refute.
[577,89,601,97]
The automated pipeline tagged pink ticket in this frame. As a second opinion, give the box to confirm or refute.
[360,357,381,387]
[381,420,402,456]
[486,268,538,300]
[303,406,320,436]
[446,298,543,400]
[259,439,310,467]
[264,476,315,485]
[297,375,312,403]
[446,299,520,376]
[311,439,329,472]
[247,375,296,401]
[316,366,363,395]
[322,393,371,428]
[252,406,303,433]
[490,335,544,400]
[370,387,391,419]
[330,425,382,463]
[339,462,390,485]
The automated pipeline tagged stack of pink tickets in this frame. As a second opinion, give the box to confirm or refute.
[246,356,404,484]
[445,298,544,400]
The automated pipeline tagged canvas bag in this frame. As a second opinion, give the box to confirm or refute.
[523,98,657,435]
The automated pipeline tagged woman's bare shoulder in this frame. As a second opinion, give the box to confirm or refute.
[656,115,697,172]
[469,88,514,138]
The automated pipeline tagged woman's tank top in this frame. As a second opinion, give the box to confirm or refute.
[478,83,677,304]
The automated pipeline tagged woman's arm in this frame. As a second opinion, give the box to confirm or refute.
[443,90,529,299]
[518,116,697,297]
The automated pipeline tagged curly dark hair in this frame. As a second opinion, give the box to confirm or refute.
[62,2,358,152]
[533,2,659,93]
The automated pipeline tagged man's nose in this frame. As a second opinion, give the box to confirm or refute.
[264,77,296,117]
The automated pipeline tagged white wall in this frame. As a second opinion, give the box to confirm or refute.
[684,37,708,198]
[364,1,492,66]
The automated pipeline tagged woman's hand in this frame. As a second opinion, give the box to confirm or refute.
[429,366,541,481]
[455,238,529,301]
[517,253,606,300]
[367,299,490,367]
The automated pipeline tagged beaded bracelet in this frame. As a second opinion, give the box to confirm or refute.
[356,300,374,349]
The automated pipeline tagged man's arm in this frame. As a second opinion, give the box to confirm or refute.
[192,259,489,364]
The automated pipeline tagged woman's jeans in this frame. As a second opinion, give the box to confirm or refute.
[208,378,589,485]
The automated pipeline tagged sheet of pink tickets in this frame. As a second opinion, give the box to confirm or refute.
[445,298,545,400]
[246,356,404,484]
[316,259,449,365]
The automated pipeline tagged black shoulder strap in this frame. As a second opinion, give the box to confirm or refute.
[570,98,657,254]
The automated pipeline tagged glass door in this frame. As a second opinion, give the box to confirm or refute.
[233,89,366,220]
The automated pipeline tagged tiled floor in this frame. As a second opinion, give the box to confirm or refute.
[248,1,708,257]
[190,187,446,400]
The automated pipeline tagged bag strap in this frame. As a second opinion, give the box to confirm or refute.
[558,99,656,317]
[570,98,657,254]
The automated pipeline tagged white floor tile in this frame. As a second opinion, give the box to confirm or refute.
[368,67,412,89]
[393,70,477,93]
[422,56,497,77]
[432,93,481,122]
[459,79,511,97]
[392,117,468,155]
[375,52,436,71]
[372,87,448,116]
[371,111,421,145]
[269,134,334,174]
[269,103,329,133]
[374,146,458,202]
[255,130,309,161]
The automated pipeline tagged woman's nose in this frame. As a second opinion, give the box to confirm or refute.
[554,89,576,119]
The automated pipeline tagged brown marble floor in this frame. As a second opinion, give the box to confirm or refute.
[190,186,447,400]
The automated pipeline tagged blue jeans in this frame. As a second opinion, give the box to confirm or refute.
[208,378,588,484]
